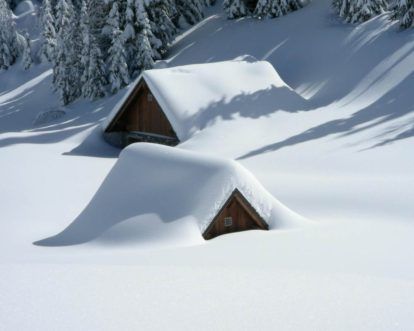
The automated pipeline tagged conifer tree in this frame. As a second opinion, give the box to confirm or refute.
[22,31,32,70]
[333,0,386,22]
[107,1,129,93]
[67,0,83,98]
[204,0,216,5]
[145,0,177,54]
[346,0,386,23]
[176,0,204,24]
[254,0,270,17]
[135,0,162,60]
[131,0,155,76]
[46,0,213,103]
[0,0,19,70]
[83,36,107,99]
[391,0,414,28]
[40,0,57,62]
[53,0,74,104]
[123,0,137,75]
[223,0,247,18]
[80,0,107,100]
[254,0,302,18]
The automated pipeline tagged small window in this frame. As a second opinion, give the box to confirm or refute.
[224,217,233,227]
[147,93,153,102]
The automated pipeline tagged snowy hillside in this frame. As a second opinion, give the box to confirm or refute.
[1,0,414,330]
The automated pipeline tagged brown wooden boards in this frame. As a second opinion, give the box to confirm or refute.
[105,79,179,144]
[203,189,269,240]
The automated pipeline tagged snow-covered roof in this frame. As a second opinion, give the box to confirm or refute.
[103,59,301,141]
[36,143,305,246]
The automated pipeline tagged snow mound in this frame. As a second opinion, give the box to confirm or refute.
[103,59,306,141]
[35,143,306,246]
[33,109,66,126]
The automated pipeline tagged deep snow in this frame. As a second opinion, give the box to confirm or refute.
[1,0,414,330]
[35,143,306,246]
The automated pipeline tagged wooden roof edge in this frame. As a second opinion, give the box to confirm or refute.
[104,75,180,142]
[202,188,269,238]
[105,76,146,132]
[232,189,269,230]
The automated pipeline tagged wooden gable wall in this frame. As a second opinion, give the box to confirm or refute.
[203,189,269,240]
[106,80,178,140]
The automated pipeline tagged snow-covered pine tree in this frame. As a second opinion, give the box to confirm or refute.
[80,0,107,100]
[0,0,19,70]
[391,0,414,28]
[203,0,216,5]
[163,0,179,21]
[332,0,342,14]
[87,0,109,50]
[22,31,32,70]
[103,0,117,37]
[107,1,129,93]
[53,0,83,104]
[254,0,270,17]
[176,0,204,24]
[344,0,387,23]
[67,1,83,98]
[145,0,177,54]
[131,0,155,76]
[332,0,350,19]
[83,36,107,99]
[40,0,56,62]
[123,0,137,75]
[223,0,247,18]
[53,0,74,104]
[135,0,162,60]
[255,0,303,18]
[80,0,90,90]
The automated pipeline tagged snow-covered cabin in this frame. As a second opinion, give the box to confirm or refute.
[36,144,305,246]
[103,59,298,148]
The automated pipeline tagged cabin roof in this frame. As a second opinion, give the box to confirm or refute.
[103,59,302,141]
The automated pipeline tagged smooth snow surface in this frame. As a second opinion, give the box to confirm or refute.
[1,0,414,330]
[36,143,305,246]
[104,59,305,141]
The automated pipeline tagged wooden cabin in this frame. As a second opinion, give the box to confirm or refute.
[104,80,179,148]
[203,189,269,240]
[103,60,298,148]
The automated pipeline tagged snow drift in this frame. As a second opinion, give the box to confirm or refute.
[103,59,306,142]
[35,143,306,246]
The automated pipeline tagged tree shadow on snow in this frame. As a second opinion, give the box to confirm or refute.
[185,85,309,133]
[168,5,414,153]
[0,65,129,157]
[239,71,414,159]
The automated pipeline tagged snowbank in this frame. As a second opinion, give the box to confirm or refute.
[103,59,306,141]
[35,143,306,246]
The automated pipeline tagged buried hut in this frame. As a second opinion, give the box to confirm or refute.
[103,59,299,148]
[35,144,305,246]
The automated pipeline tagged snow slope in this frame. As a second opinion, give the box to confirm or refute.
[1,0,414,329]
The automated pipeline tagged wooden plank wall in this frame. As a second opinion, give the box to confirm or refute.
[109,81,177,139]
[203,193,268,240]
